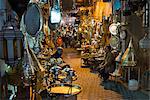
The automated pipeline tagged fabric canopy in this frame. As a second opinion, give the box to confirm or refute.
[94,1,112,22]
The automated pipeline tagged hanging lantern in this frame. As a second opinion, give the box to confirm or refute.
[48,0,62,30]
[8,0,30,18]
[139,33,150,49]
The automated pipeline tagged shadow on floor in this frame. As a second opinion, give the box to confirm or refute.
[102,80,149,100]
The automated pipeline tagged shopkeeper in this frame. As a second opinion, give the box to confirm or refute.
[97,45,115,82]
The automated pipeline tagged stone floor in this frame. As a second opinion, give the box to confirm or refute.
[2,48,149,100]
[62,48,149,100]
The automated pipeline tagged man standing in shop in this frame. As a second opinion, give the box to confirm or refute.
[97,45,115,82]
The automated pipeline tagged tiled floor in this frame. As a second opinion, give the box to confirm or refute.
[62,48,123,100]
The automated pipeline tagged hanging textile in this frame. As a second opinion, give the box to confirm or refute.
[113,0,121,11]
[123,0,131,16]
[104,2,112,18]
[94,1,112,22]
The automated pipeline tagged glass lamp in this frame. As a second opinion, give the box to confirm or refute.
[139,33,150,49]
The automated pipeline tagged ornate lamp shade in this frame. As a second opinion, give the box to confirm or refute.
[48,0,62,30]
[24,3,43,36]
[139,34,150,48]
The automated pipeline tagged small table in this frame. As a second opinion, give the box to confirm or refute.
[122,61,140,82]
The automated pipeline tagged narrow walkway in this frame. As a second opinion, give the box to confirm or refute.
[62,48,122,100]
[62,48,149,100]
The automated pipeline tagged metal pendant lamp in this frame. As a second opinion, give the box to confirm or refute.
[139,33,150,49]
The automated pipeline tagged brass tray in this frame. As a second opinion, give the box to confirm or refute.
[47,84,82,95]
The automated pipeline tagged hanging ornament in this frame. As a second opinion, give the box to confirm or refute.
[139,33,150,48]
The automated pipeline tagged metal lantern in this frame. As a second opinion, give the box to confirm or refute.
[139,33,150,48]
[48,0,62,30]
